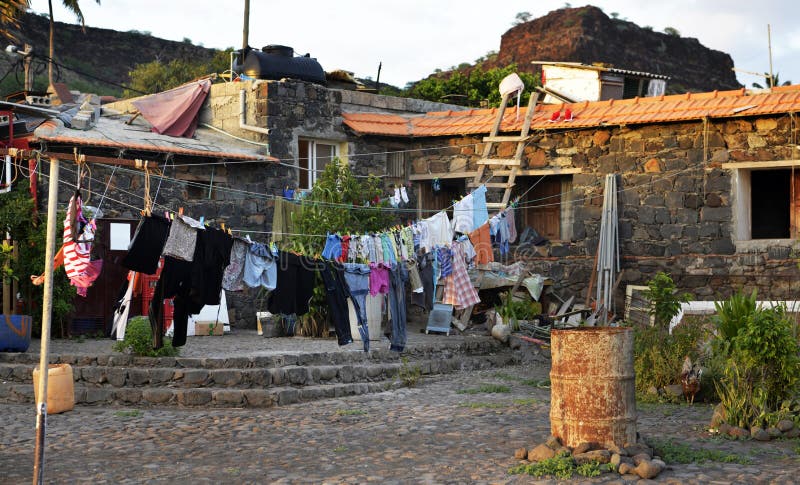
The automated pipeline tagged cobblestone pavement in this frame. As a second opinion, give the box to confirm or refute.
[2,363,797,484]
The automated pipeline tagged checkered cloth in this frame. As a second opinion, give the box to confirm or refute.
[442,241,480,310]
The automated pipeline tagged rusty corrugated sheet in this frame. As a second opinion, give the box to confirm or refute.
[549,327,637,448]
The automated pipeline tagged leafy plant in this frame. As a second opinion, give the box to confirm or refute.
[650,438,751,464]
[575,461,602,477]
[508,452,576,479]
[112,316,179,357]
[398,357,422,387]
[712,289,757,342]
[643,271,691,331]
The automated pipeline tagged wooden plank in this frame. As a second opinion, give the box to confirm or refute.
[468,182,515,188]
[721,160,800,169]
[483,135,532,143]
[477,159,520,166]
[486,202,506,209]
[409,171,478,181]
[492,168,583,176]
[472,92,511,188]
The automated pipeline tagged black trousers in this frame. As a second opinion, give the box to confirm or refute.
[320,262,353,346]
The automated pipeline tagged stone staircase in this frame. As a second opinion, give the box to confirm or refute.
[0,340,516,408]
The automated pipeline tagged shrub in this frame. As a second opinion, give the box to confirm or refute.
[643,271,691,331]
[113,316,179,357]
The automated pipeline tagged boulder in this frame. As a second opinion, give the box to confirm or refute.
[785,427,800,439]
[573,441,601,454]
[545,435,562,450]
[624,443,653,457]
[728,426,750,439]
[573,450,611,465]
[766,427,783,438]
[777,420,795,433]
[618,463,634,475]
[527,444,555,462]
[633,458,665,479]
[514,447,528,460]
[750,426,770,441]
[632,453,652,466]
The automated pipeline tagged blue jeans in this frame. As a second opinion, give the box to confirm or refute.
[388,263,408,352]
[343,263,371,351]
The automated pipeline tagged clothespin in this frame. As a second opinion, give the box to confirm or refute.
[221,222,226,232]
[178,207,184,216]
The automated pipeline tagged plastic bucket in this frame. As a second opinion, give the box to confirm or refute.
[0,314,32,352]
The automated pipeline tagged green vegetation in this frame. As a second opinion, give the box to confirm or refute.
[512,398,539,406]
[509,452,606,479]
[650,438,752,465]
[112,316,179,357]
[333,445,347,453]
[125,48,232,96]
[456,384,511,395]
[520,378,550,388]
[495,291,542,328]
[0,184,74,336]
[712,292,800,429]
[285,159,397,337]
[644,271,692,331]
[398,357,422,388]
[404,64,540,108]
[664,27,681,36]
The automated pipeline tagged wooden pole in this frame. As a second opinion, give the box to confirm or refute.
[32,157,59,485]
[768,24,774,89]
[242,0,250,54]
[48,0,54,89]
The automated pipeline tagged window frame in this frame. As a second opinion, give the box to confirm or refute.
[297,138,342,190]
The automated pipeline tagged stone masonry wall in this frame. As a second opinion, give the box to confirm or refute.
[406,115,800,302]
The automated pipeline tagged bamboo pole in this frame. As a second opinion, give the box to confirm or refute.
[32,157,59,485]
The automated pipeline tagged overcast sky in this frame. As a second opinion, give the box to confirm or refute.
[27,0,800,89]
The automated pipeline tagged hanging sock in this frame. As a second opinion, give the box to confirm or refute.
[400,186,409,203]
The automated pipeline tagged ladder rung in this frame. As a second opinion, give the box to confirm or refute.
[486,202,507,209]
[468,182,515,188]
[482,135,531,143]
[477,158,521,166]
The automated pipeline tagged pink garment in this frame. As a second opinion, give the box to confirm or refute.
[63,195,91,279]
[368,263,390,296]
[442,241,480,310]
[70,259,103,297]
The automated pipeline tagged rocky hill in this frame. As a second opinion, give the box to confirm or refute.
[486,6,740,93]
[4,12,219,96]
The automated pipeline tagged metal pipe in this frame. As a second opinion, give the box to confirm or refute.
[32,157,59,484]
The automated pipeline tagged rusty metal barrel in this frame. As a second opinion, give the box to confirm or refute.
[549,327,637,448]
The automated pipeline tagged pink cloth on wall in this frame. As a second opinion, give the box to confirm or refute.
[132,79,211,138]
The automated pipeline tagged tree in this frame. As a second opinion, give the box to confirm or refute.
[404,64,540,108]
[125,48,232,96]
[46,0,102,87]
[513,11,531,26]
[663,26,680,37]
[0,0,29,41]
[751,72,792,89]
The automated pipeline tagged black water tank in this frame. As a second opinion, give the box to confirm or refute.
[242,45,326,85]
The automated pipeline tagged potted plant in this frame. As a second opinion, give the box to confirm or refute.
[1,239,32,352]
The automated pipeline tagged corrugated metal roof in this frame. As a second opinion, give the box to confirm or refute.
[32,118,276,162]
[532,61,670,80]
[343,85,800,137]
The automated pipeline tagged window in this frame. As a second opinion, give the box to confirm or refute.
[734,167,800,240]
[387,152,406,179]
[522,175,573,241]
[298,139,339,189]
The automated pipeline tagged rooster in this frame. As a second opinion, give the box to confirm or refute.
[680,356,702,404]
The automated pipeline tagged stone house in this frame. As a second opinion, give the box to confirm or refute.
[341,85,800,302]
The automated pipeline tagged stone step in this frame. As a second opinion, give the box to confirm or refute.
[0,361,405,389]
[0,380,399,408]
[0,339,503,369]
[0,353,517,408]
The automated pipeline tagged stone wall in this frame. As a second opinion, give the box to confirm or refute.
[406,114,800,302]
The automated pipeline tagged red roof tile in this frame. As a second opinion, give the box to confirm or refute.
[343,86,800,137]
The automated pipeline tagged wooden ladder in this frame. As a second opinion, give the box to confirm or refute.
[470,91,540,210]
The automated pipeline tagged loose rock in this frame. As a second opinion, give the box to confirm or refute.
[618,463,634,475]
[785,427,800,438]
[751,426,770,441]
[624,443,653,457]
[527,444,555,462]
[573,441,600,454]
[727,426,750,439]
[634,458,664,479]
[777,420,794,432]
[545,435,562,450]
[632,453,651,465]
[514,447,527,460]
[605,443,626,455]
[573,450,611,465]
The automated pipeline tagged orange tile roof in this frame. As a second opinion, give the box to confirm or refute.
[343,86,800,137]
